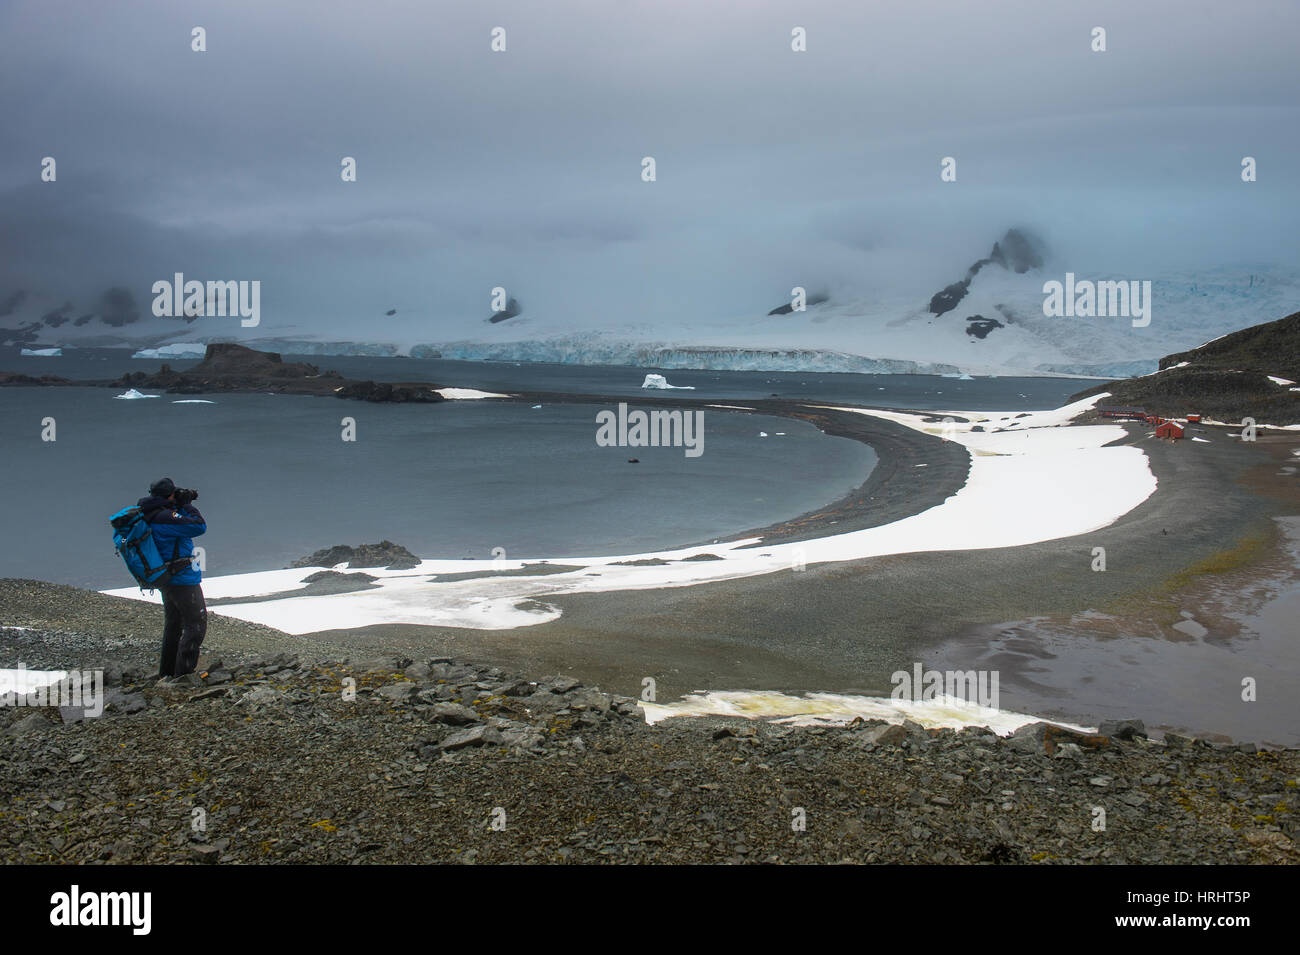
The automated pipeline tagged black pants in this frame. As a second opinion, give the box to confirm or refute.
[159,583,207,677]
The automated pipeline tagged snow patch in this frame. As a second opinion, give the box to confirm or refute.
[640,689,1094,735]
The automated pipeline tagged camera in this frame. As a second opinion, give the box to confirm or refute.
[174,487,199,506]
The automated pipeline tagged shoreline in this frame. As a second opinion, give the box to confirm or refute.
[5,378,1296,745]
[100,394,1150,634]
[173,413,1293,746]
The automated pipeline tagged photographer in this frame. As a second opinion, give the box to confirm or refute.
[139,477,208,678]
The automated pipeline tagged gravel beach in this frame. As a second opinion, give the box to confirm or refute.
[1,605,1296,865]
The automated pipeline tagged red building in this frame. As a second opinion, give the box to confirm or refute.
[1187,414,1202,423]
[1098,405,1147,420]
[1155,420,1185,440]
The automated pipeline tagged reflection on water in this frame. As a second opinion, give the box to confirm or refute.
[930,517,1300,747]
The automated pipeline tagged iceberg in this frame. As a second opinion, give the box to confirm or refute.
[132,343,208,359]
[641,373,695,390]
[20,347,62,356]
[114,388,160,399]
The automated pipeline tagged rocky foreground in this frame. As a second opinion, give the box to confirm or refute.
[3,640,1297,865]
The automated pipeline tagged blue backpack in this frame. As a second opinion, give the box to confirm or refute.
[110,506,186,591]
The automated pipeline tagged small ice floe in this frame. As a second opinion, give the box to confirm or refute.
[114,388,159,399]
[641,373,694,390]
[132,343,206,359]
[759,431,768,437]
[531,404,542,409]
[774,432,785,436]
[435,387,510,400]
[172,399,216,404]
[914,463,928,467]
[20,347,61,356]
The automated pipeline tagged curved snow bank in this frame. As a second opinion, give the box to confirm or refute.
[132,343,207,359]
[641,373,694,390]
[102,393,1155,634]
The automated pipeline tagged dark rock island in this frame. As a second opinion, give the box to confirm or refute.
[2,343,447,403]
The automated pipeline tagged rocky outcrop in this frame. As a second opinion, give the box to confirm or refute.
[104,343,445,403]
[289,540,422,570]
[192,343,311,375]
[0,371,73,386]
[929,228,1046,317]
[965,316,1004,339]
[768,294,829,316]
[929,280,971,317]
[1071,309,1300,424]
[333,380,442,402]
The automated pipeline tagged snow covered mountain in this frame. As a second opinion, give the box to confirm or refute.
[4,231,1298,378]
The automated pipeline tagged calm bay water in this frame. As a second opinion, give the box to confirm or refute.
[0,353,1095,590]
[0,386,873,589]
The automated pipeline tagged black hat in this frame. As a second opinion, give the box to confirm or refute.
[149,477,176,498]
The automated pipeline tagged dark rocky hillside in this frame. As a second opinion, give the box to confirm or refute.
[1072,310,1300,424]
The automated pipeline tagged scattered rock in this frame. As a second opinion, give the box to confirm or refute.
[1099,718,1147,741]
[6,712,53,736]
[440,725,504,750]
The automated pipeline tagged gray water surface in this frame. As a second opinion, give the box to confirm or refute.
[0,387,874,589]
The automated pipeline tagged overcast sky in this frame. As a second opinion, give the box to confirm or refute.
[2,0,1297,333]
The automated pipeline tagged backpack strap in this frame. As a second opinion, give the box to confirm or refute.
[164,538,190,572]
